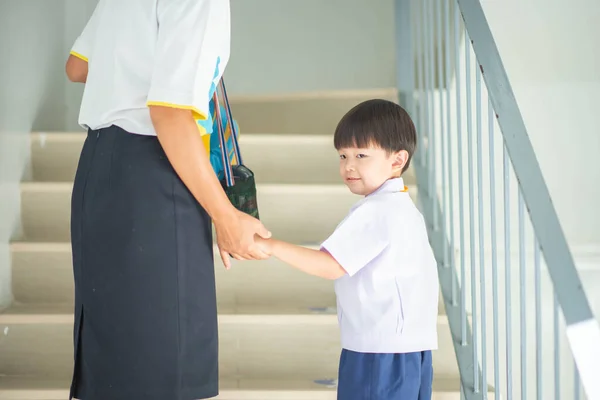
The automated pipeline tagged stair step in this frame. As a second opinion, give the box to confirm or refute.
[28,132,417,184]
[0,376,465,400]
[9,242,445,314]
[17,183,418,243]
[0,304,458,384]
[227,89,398,135]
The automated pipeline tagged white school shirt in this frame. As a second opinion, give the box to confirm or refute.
[321,178,439,354]
[70,0,230,136]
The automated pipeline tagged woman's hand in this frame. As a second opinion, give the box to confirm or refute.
[214,210,272,269]
[253,234,274,256]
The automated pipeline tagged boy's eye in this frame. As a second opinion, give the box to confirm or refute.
[356,154,367,159]
[339,154,346,160]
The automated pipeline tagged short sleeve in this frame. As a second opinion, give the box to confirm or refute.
[147,0,231,121]
[320,203,390,277]
[70,2,101,62]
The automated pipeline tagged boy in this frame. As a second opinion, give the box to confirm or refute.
[255,99,439,399]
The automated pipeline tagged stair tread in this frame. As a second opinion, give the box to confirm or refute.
[8,241,447,317]
[28,132,417,186]
[0,303,449,324]
[19,181,415,191]
[1,302,337,317]
[10,241,323,252]
[0,375,464,394]
[30,132,336,143]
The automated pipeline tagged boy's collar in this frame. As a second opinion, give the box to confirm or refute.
[367,177,407,197]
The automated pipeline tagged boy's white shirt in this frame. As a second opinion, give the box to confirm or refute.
[70,0,230,135]
[321,177,439,354]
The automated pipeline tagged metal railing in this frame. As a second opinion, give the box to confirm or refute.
[395,0,600,398]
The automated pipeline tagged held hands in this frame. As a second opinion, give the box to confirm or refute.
[214,209,272,269]
[253,234,274,257]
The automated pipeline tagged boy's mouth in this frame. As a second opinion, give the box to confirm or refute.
[346,177,361,182]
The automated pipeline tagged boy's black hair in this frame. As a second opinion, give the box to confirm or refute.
[333,99,417,173]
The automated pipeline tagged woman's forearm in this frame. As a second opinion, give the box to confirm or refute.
[149,106,235,223]
[270,239,346,280]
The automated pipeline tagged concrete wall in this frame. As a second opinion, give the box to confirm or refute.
[0,0,67,308]
[226,0,396,94]
[428,0,600,256]
[483,0,600,248]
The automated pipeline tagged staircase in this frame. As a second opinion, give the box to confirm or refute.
[0,93,473,399]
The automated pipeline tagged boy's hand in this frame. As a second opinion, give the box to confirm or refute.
[254,234,274,256]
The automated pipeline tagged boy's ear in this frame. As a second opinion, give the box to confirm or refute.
[392,150,409,173]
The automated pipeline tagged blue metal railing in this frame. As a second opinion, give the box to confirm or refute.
[395,0,600,398]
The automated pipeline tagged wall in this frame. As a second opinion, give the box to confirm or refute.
[0,0,68,308]
[482,0,600,248]
[225,0,397,94]
[63,0,97,131]
[430,0,600,257]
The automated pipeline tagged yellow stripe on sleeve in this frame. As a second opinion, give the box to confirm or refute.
[146,101,208,121]
[70,51,89,62]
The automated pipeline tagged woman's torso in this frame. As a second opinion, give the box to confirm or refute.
[78,0,230,136]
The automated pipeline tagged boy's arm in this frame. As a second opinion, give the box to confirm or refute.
[268,239,347,280]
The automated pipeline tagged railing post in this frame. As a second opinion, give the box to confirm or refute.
[394,0,414,115]
[457,0,600,397]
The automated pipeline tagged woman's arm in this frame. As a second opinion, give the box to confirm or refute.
[149,106,271,268]
[257,237,346,280]
[65,54,88,83]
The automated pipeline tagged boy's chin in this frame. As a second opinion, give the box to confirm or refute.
[346,184,370,196]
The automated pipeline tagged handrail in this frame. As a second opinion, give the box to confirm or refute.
[396,0,600,398]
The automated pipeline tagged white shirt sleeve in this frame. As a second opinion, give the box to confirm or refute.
[70,2,102,62]
[147,0,231,121]
[321,203,390,277]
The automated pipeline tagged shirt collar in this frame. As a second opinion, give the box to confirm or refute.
[349,178,407,212]
[367,177,406,197]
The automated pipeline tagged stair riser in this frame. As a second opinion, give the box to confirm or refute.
[30,133,416,185]
[228,91,397,136]
[19,184,417,243]
[30,134,369,185]
[0,318,457,382]
[11,245,336,310]
[11,244,445,313]
[0,389,470,400]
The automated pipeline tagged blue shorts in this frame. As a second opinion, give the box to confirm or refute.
[337,349,433,400]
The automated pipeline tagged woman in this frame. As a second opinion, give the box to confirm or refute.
[65,1,271,399]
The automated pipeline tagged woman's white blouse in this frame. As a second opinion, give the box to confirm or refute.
[71,0,231,136]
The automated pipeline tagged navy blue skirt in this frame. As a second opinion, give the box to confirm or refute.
[70,126,218,400]
[337,349,433,400]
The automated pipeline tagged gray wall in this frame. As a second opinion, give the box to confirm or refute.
[0,0,67,308]
[482,0,600,247]
[227,0,396,94]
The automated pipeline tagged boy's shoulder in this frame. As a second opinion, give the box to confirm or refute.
[356,191,423,226]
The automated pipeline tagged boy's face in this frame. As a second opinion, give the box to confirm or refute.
[337,145,408,196]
